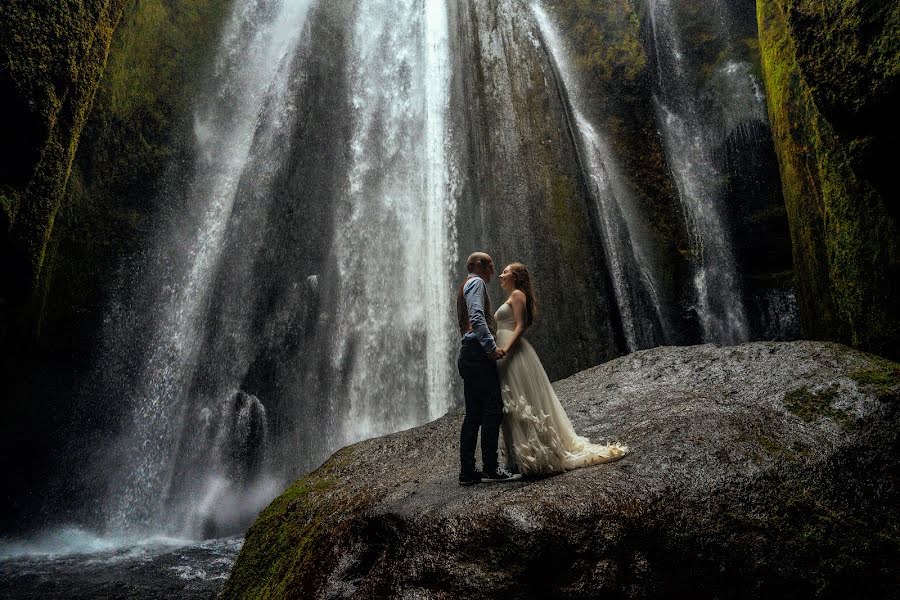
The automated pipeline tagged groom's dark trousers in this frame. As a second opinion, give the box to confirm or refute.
[458,338,503,475]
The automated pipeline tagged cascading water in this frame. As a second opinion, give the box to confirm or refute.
[182,392,271,539]
[104,0,313,537]
[531,3,672,351]
[1,1,806,596]
[647,0,755,345]
[98,0,456,540]
[332,0,456,446]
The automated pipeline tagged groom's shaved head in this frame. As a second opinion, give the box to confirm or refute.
[466,252,493,273]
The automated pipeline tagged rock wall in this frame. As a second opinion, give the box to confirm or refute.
[0,0,128,528]
[450,0,623,380]
[0,0,128,327]
[757,0,900,359]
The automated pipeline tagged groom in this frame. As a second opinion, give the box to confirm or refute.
[457,252,520,485]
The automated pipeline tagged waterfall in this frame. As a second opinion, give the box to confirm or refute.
[331,0,455,446]
[104,0,313,536]
[56,0,792,546]
[646,0,754,345]
[97,0,456,539]
[531,4,671,351]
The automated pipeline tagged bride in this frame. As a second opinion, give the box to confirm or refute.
[495,262,628,475]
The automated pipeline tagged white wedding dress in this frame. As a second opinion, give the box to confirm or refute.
[495,302,628,474]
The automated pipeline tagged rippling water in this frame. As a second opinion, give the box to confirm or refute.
[0,530,241,599]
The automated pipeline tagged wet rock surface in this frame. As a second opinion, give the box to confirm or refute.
[0,537,242,600]
[224,341,900,598]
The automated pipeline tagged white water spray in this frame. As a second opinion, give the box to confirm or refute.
[105,0,312,536]
[333,0,456,445]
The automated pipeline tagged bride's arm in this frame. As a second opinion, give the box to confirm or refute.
[500,289,528,353]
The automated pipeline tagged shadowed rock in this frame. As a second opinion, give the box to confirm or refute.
[223,341,900,598]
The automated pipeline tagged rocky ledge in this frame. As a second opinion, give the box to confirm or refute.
[222,341,899,599]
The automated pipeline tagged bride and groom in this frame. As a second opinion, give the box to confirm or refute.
[457,251,628,485]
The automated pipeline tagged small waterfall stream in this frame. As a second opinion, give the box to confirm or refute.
[531,3,672,351]
[647,0,755,345]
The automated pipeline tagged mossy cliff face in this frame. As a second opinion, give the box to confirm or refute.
[757,0,900,359]
[0,0,233,529]
[41,0,232,348]
[0,0,127,527]
[0,0,128,334]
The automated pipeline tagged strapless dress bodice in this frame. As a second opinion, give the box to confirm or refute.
[495,302,516,332]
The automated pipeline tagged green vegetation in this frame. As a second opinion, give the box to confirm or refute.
[758,434,793,461]
[849,358,900,401]
[222,439,376,600]
[548,173,588,271]
[757,0,900,359]
[783,384,854,429]
[36,0,232,341]
[0,0,129,322]
[0,0,233,343]
[223,474,337,599]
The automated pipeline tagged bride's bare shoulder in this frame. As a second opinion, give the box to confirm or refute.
[509,289,526,303]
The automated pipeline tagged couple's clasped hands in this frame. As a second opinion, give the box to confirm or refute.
[489,347,509,360]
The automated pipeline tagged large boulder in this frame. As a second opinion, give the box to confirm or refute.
[223,341,900,598]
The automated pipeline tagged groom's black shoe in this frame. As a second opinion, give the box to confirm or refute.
[459,470,484,486]
[481,467,522,483]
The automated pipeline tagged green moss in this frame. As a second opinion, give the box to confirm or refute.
[783,384,853,429]
[758,0,899,359]
[1,0,129,314]
[547,173,588,269]
[221,444,379,600]
[548,0,645,85]
[223,474,337,599]
[759,435,792,460]
[33,0,233,346]
[849,361,900,401]
[0,187,14,225]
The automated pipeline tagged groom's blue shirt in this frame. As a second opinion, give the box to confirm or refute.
[462,274,497,354]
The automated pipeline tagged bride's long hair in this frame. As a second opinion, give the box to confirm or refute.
[507,262,538,328]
